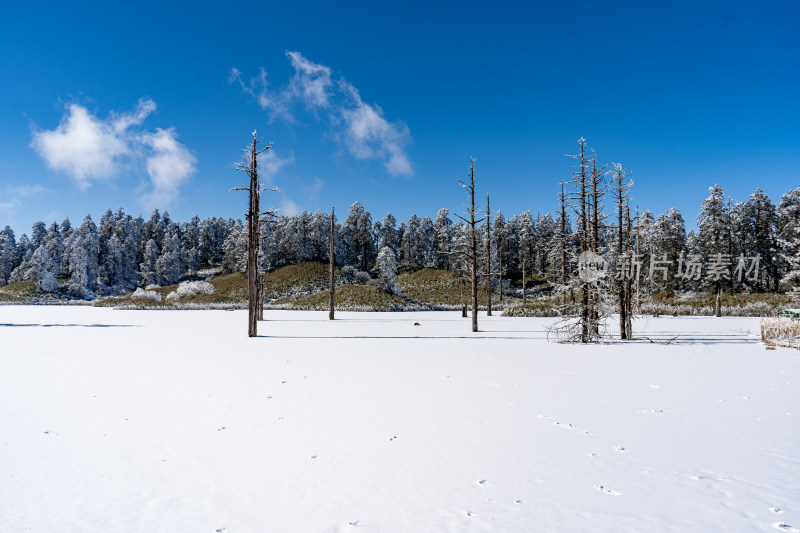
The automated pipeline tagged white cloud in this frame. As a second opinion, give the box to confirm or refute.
[279,197,301,216]
[302,177,324,199]
[232,51,412,175]
[6,184,52,197]
[110,98,157,133]
[139,128,197,208]
[31,103,132,188]
[0,199,18,212]
[229,67,293,121]
[253,148,293,190]
[286,51,332,109]
[338,81,412,175]
[30,99,196,207]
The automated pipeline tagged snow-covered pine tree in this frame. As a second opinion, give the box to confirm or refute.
[30,221,46,250]
[400,214,424,269]
[309,210,330,262]
[182,215,201,276]
[155,230,184,286]
[374,245,400,295]
[43,221,63,278]
[743,188,779,292]
[343,201,374,271]
[697,184,732,316]
[377,213,399,259]
[777,186,800,289]
[535,213,555,276]
[420,216,435,267]
[30,246,58,293]
[0,226,16,286]
[493,210,509,301]
[517,210,536,277]
[8,233,32,284]
[222,221,247,274]
[651,208,686,293]
[65,234,91,297]
[139,239,160,287]
[432,208,453,270]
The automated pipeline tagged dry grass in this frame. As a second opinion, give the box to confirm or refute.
[761,317,800,349]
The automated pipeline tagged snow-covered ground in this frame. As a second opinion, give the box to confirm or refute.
[1,306,798,533]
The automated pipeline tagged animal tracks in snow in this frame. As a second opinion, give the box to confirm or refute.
[774,523,799,532]
[540,415,591,435]
[595,484,622,496]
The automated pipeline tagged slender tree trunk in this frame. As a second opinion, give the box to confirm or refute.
[257,274,264,321]
[470,188,479,332]
[522,259,527,306]
[618,208,626,339]
[246,135,259,337]
[232,130,275,338]
[329,207,335,320]
[635,206,641,315]
[625,204,633,339]
[560,182,568,307]
[579,143,589,343]
[498,239,503,303]
[715,283,722,317]
[454,159,482,332]
[486,194,492,317]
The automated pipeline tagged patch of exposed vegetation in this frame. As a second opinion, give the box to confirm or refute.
[270,285,413,311]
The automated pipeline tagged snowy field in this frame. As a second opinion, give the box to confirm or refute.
[1,306,798,533]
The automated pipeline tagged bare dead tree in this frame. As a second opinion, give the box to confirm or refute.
[634,204,642,315]
[566,138,592,342]
[550,138,607,344]
[329,206,335,320]
[485,193,493,316]
[451,158,485,332]
[610,163,633,339]
[625,202,634,337]
[232,130,278,337]
[588,157,608,336]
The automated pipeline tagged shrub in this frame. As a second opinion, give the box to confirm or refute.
[167,281,214,301]
[131,288,162,302]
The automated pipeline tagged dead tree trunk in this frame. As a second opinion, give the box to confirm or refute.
[570,139,590,343]
[329,207,335,320]
[485,193,492,317]
[453,158,485,333]
[634,205,641,315]
[522,259,527,306]
[625,203,634,338]
[232,130,277,338]
[497,233,503,303]
[611,163,632,339]
[257,274,264,321]
[560,183,568,307]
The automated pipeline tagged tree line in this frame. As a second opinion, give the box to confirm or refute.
[1,184,798,299]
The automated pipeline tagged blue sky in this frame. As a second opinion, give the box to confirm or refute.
[1,0,798,236]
